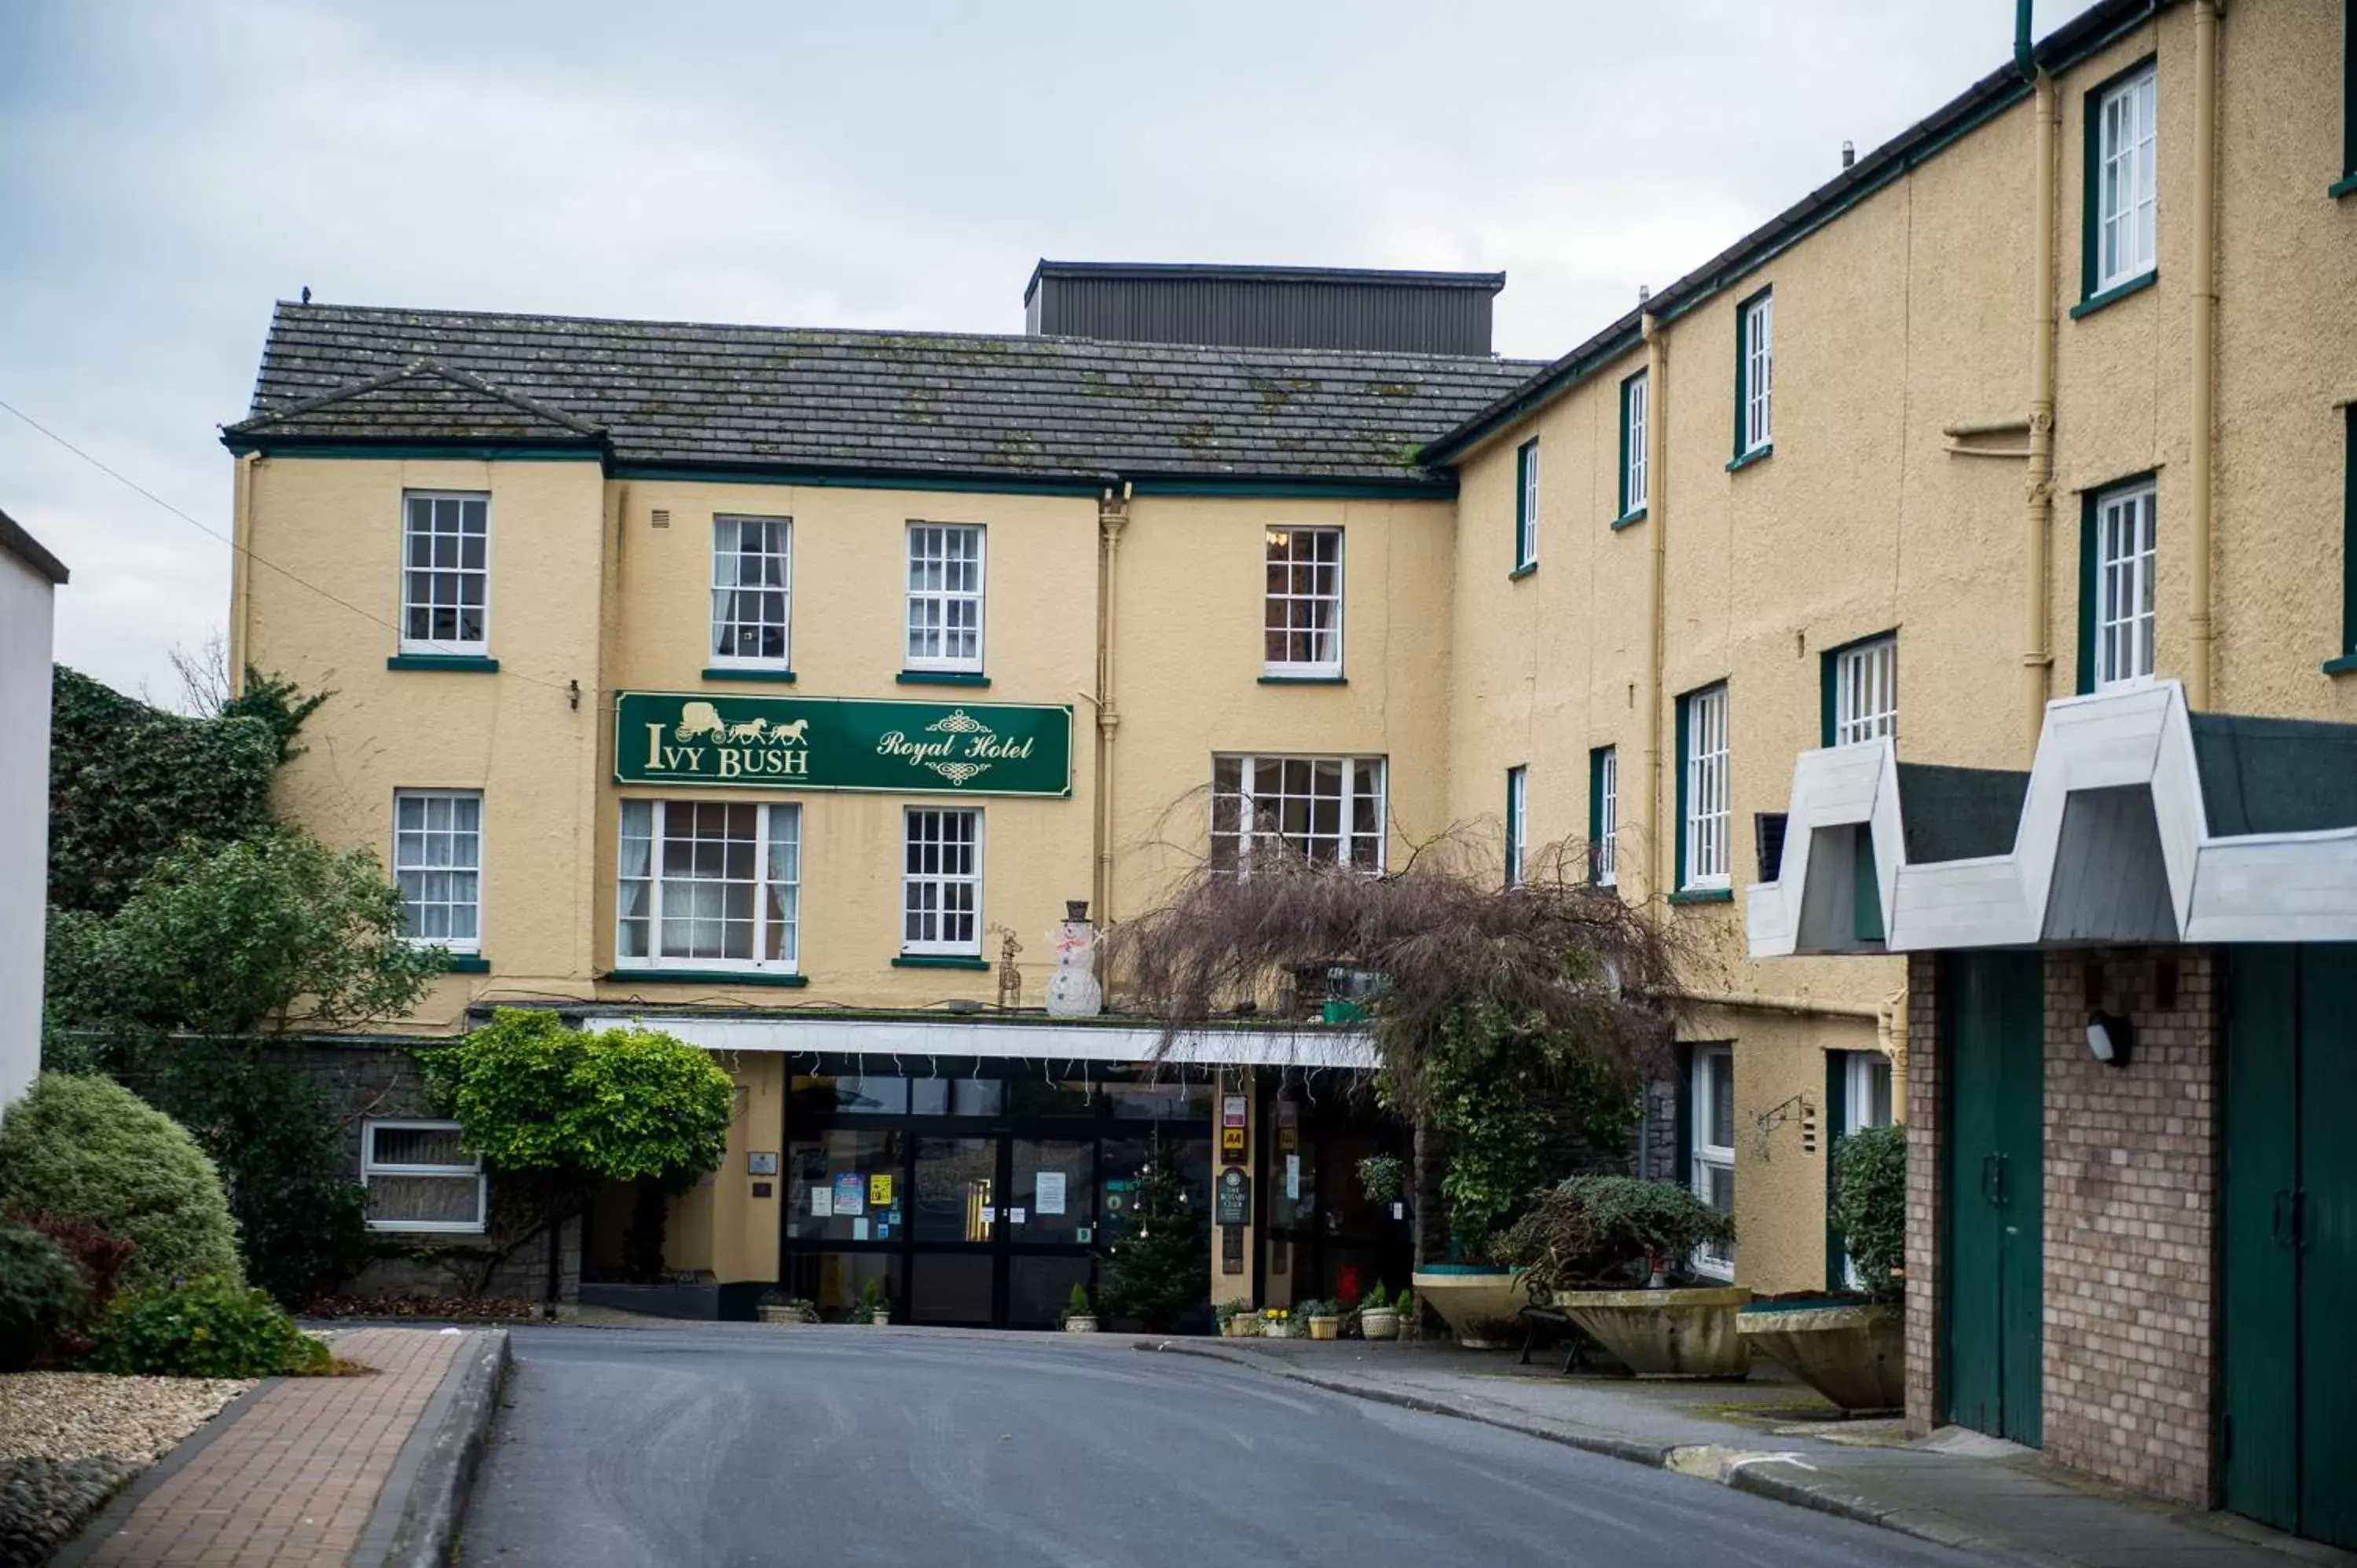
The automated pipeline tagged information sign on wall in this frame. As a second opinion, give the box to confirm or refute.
[614,690,1073,797]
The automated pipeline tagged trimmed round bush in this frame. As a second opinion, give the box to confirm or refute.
[0,1221,87,1371]
[87,1277,328,1379]
[1831,1123,1907,1303]
[0,1074,240,1292]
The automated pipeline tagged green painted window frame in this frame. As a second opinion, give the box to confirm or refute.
[1819,631,1899,748]
[1674,681,1732,899]
[1513,438,1540,573]
[1587,746,1618,888]
[2079,55,2160,310]
[2076,471,2159,694]
[1505,764,1527,888]
[2339,0,2356,197]
[2333,408,2357,674]
[1732,287,1772,464]
[1618,369,1649,522]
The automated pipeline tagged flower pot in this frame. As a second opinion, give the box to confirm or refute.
[1736,1299,1903,1412]
[757,1305,817,1325]
[1263,1321,1301,1339]
[1411,1266,1528,1350]
[1554,1286,1753,1378]
[1064,1315,1099,1334]
[1358,1307,1401,1342]
[870,1309,891,1326]
[1307,1315,1340,1341]
[1234,1315,1264,1337]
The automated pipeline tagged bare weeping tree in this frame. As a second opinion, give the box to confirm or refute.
[1111,834,1686,1286]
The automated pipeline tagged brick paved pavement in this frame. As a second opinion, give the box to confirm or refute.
[79,1328,463,1568]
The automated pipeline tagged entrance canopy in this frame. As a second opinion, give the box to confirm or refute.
[602,1010,1379,1069]
[1748,681,2357,955]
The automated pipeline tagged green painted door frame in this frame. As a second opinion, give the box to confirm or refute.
[1942,951,2045,1446]
[2224,944,2357,1551]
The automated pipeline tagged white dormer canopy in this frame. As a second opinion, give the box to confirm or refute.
[1747,681,2357,957]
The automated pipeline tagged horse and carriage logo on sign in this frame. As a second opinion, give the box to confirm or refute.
[673,701,808,748]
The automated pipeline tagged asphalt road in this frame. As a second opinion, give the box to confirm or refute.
[462,1324,1996,1568]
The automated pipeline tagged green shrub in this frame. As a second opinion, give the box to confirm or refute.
[11,1214,137,1334]
[1492,1175,1735,1291]
[0,1074,241,1291]
[1831,1123,1907,1304]
[0,1222,86,1371]
[88,1277,328,1378]
[1358,1281,1389,1312]
[1065,1283,1092,1320]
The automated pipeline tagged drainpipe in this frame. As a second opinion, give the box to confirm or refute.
[1094,484,1130,923]
[2187,0,2220,709]
[2014,0,2035,82]
[1640,313,1667,903]
[229,452,257,697]
[2025,70,2060,760]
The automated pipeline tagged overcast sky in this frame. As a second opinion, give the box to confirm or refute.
[1,1,2069,705]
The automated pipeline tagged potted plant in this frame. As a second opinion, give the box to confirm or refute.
[757,1290,819,1325]
[1214,1301,1256,1338]
[1062,1282,1099,1334]
[1394,1289,1417,1340]
[860,1277,891,1326]
[1303,1299,1342,1340]
[1357,1282,1401,1342]
[1495,1175,1748,1378]
[1737,1123,1906,1412]
[1261,1307,1299,1339]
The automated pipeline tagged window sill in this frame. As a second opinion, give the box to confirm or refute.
[1508,561,1538,581]
[2331,173,2357,200]
[606,969,810,987]
[1726,444,1772,474]
[2069,269,2157,320]
[1611,507,1648,532]
[896,670,991,687]
[442,955,492,973]
[1257,672,1347,686]
[893,954,991,970]
[2322,654,2357,676]
[365,1222,489,1236]
[1668,887,1735,906]
[387,654,499,672]
[703,665,797,683]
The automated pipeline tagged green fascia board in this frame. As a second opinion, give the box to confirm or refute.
[892,954,992,970]
[442,955,492,973]
[1418,323,1644,467]
[1257,673,1348,685]
[2079,53,2159,303]
[1668,887,1735,906]
[387,654,500,672]
[1124,475,1457,500]
[605,969,810,987]
[703,666,797,683]
[1611,507,1648,532]
[614,463,1457,502]
[1726,444,1773,474]
[221,436,605,461]
[2069,269,2157,320]
[896,670,992,687]
[1508,562,1538,581]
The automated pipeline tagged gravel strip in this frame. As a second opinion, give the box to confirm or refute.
[0,1374,254,1465]
[0,1455,134,1568]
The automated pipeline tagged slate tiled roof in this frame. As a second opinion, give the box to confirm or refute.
[227,302,1542,488]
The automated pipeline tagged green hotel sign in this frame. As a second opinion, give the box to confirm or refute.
[613,691,1072,797]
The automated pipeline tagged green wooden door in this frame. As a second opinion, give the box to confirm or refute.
[2224,944,2357,1552]
[1943,951,2044,1446]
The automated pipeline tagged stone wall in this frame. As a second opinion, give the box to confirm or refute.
[2040,949,2220,1508]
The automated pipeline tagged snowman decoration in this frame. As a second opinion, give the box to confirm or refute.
[1044,900,1103,1018]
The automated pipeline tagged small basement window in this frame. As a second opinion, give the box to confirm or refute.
[362,1119,486,1233]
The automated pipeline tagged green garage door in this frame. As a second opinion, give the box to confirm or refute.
[1943,951,2044,1446]
[2224,946,2357,1551]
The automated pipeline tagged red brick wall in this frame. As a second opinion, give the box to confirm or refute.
[1903,951,1942,1437]
[2040,948,2220,1507]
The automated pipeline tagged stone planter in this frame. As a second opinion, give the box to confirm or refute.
[1064,1314,1099,1334]
[1412,1266,1527,1350]
[1307,1315,1340,1341]
[1737,1299,1903,1412]
[870,1308,892,1326]
[757,1304,818,1325]
[1554,1285,1753,1378]
[1263,1320,1302,1339]
[1358,1306,1401,1342]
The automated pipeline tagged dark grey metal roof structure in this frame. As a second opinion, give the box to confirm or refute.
[1896,764,2031,864]
[2189,713,2357,837]
[1023,262,1505,355]
[224,302,1540,493]
[0,506,68,584]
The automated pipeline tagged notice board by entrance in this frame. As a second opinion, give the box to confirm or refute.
[614,690,1073,797]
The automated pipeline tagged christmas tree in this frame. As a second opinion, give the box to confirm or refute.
[1098,1141,1208,1331]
